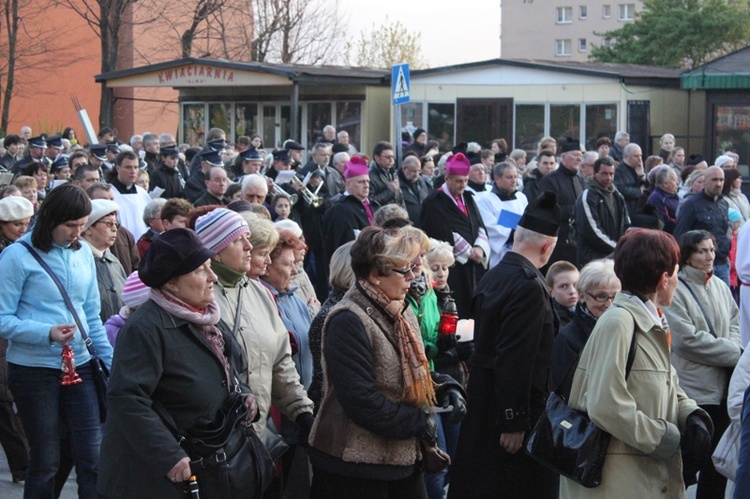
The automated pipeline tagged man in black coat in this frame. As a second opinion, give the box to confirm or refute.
[420,153,489,318]
[537,139,585,269]
[614,142,646,216]
[574,157,630,266]
[368,141,404,208]
[398,155,430,226]
[322,156,379,266]
[149,147,185,199]
[449,192,561,499]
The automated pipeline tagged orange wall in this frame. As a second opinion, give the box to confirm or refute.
[7,3,178,142]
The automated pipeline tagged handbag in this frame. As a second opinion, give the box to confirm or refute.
[525,325,638,488]
[20,241,109,422]
[712,421,741,481]
[155,389,275,499]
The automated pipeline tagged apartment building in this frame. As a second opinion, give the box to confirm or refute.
[501,1,644,61]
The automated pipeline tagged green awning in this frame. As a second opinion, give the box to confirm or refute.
[681,72,750,89]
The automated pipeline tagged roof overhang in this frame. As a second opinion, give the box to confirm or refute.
[681,71,750,90]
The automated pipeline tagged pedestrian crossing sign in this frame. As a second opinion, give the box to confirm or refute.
[392,63,410,105]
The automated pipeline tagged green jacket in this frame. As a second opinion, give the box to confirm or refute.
[406,287,440,369]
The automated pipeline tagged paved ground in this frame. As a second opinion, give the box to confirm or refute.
[0,444,725,498]
[0,449,77,499]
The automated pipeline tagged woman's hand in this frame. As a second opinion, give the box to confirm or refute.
[166,456,191,483]
[49,324,76,345]
[244,393,258,421]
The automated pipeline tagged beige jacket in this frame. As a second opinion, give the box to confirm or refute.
[664,266,742,405]
[214,277,313,438]
[561,293,700,499]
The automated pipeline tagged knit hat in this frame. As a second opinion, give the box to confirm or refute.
[344,156,369,179]
[84,199,119,231]
[0,196,33,222]
[518,191,561,237]
[715,155,734,168]
[195,208,250,253]
[729,208,743,224]
[413,128,427,141]
[445,153,470,176]
[139,228,215,288]
[227,199,253,213]
[121,271,150,309]
[274,219,302,238]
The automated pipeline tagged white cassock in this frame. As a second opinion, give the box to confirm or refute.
[111,185,151,240]
[475,189,528,268]
[737,221,750,346]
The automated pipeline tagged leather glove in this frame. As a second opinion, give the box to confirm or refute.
[437,333,457,352]
[680,412,712,487]
[455,340,474,361]
[441,388,467,425]
[296,412,315,447]
[419,413,438,446]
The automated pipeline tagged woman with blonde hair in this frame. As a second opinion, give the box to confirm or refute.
[309,227,465,498]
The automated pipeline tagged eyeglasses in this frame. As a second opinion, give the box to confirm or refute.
[391,263,418,277]
[586,291,616,303]
[96,221,119,231]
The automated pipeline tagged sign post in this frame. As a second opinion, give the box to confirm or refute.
[392,63,410,165]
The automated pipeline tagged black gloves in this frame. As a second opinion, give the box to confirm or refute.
[296,412,315,447]
[441,387,467,425]
[437,333,457,352]
[419,413,438,446]
[681,411,713,487]
[454,340,474,361]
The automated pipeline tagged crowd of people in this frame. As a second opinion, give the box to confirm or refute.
[0,122,749,498]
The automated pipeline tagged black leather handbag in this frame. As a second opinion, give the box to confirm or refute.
[156,391,275,499]
[525,327,637,488]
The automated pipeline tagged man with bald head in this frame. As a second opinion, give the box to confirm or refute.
[674,166,731,284]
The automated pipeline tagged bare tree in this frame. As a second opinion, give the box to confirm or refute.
[345,18,427,69]
[180,0,227,58]
[0,0,69,134]
[57,0,161,128]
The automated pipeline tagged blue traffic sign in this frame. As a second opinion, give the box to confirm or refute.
[392,63,410,105]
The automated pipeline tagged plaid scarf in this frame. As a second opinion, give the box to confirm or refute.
[358,280,436,408]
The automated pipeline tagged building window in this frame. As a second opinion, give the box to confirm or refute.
[579,5,588,19]
[556,39,572,56]
[428,103,456,151]
[550,105,581,143]
[602,4,611,18]
[585,104,618,150]
[556,6,573,23]
[618,3,635,21]
[514,104,545,155]
[579,39,587,52]
[182,103,206,146]
[336,101,362,151]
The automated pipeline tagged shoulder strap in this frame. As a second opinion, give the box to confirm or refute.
[678,276,717,338]
[20,241,98,358]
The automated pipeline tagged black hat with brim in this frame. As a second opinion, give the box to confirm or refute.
[139,228,215,289]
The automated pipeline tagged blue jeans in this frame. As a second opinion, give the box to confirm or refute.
[8,362,101,499]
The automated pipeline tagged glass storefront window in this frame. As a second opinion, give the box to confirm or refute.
[263,105,277,149]
[585,104,617,150]
[280,106,291,149]
[428,103,455,152]
[400,103,424,137]
[715,106,750,174]
[550,104,581,144]
[307,102,332,149]
[208,103,232,140]
[336,101,362,151]
[515,104,545,155]
[182,103,205,146]
[235,104,258,141]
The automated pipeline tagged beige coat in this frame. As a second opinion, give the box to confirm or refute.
[214,277,313,438]
[560,293,700,499]
[664,266,742,405]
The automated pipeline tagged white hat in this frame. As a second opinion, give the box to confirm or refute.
[274,219,302,238]
[715,155,734,168]
[0,196,33,222]
[84,199,119,231]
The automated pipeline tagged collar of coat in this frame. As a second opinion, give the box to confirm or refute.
[491,183,517,201]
